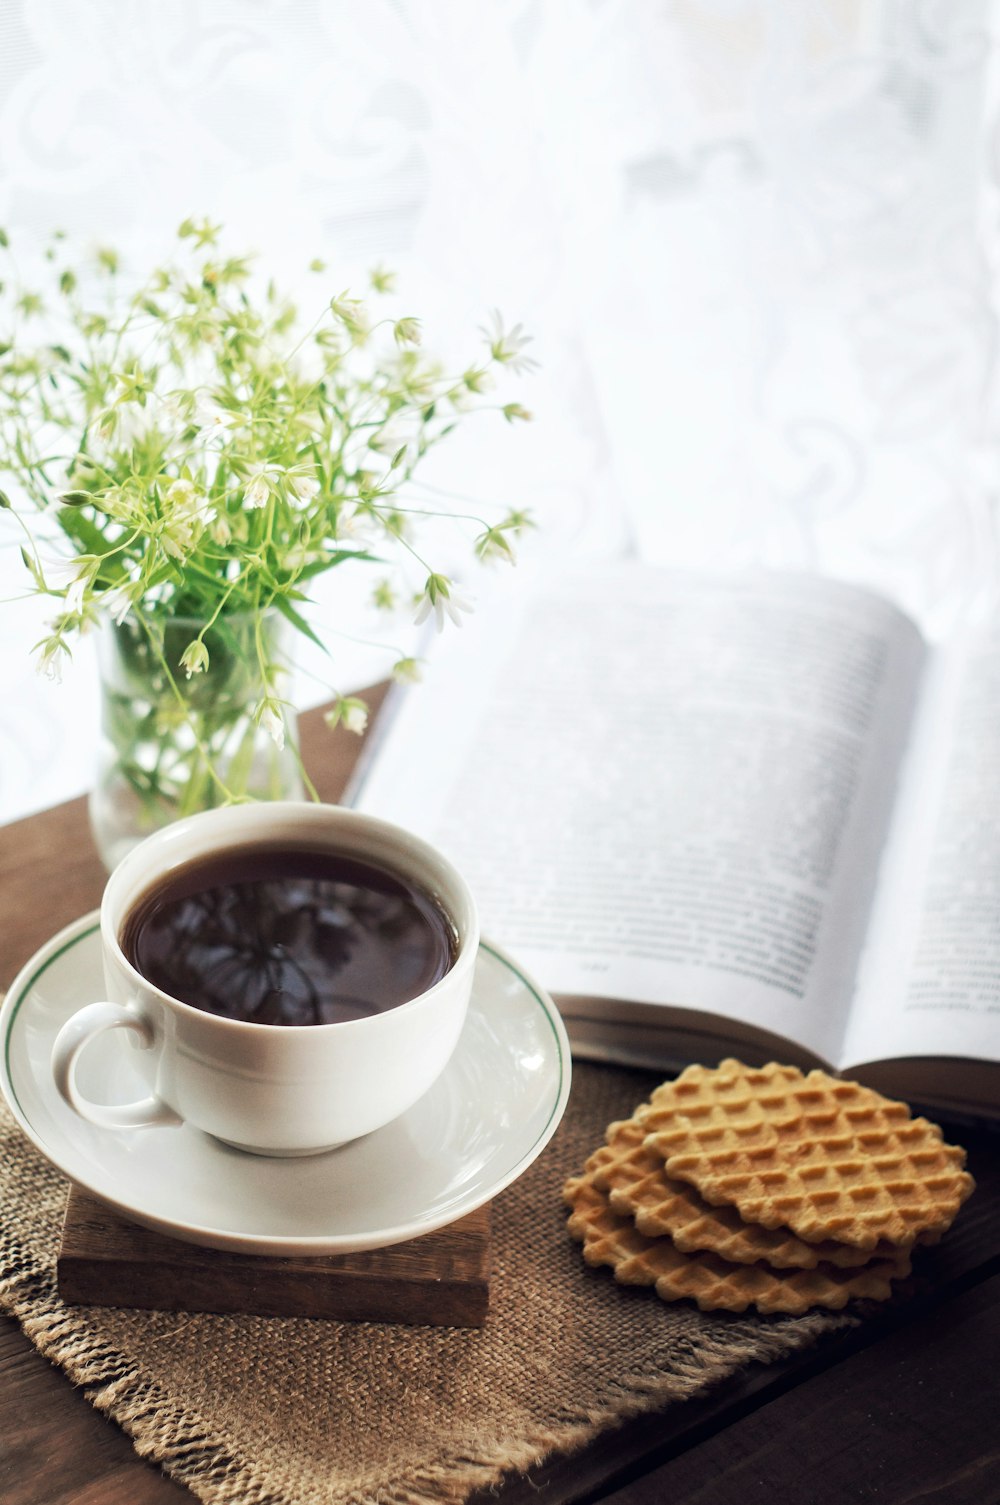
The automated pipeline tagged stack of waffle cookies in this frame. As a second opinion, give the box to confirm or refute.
[564,1059,974,1315]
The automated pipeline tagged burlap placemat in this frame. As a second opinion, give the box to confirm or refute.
[0,1060,853,1505]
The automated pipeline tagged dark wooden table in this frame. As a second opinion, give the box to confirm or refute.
[1,695,998,1505]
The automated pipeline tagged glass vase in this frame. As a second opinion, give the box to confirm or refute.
[89,610,304,869]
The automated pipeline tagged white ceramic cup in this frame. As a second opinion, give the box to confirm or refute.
[50,802,479,1155]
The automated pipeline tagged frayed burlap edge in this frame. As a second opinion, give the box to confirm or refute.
[0,1141,853,1505]
[0,1221,258,1503]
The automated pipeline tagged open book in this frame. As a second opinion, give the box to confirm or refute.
[350,565,1000,1123]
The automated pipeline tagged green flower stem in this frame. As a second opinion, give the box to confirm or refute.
[195,578,240,642]
[286,736,320,803]
[133,607,238,806]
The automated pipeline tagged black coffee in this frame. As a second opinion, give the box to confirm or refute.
[120,845,457,1026]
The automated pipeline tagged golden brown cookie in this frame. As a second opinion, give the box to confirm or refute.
[586,1116,900,1270]
[637,1060,974,1251]
[564,1177,909,1316]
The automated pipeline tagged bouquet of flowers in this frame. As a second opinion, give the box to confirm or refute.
[0,218,533,855]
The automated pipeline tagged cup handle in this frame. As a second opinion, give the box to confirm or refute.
[51,1001,182,1131]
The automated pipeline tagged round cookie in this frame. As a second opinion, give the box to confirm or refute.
[637,1060,974,1251]
[586,1116,901,1269]
[564,1175,910,1316]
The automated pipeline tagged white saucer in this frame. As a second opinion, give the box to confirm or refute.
[0,913,571,1256]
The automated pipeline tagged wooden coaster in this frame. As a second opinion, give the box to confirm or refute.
[57,1187,491,1327]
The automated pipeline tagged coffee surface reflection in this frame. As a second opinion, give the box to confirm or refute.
[120,845,457,1025]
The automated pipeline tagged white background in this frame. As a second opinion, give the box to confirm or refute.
[2,0,1000,825]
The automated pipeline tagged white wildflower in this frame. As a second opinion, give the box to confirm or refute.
[342,698,368,735]
[193,395,238,437]
[37,552,80,589]
[284,539,314,571]
[393,317,422,347]
[100,486,139,524]
[391,656,423,685]
[290,473,320,503]
[413,574,474,633]
[370,265,396,294]
[179,639,210,678]
[368,421,411,460]
[257,700,285,750]
[330,293,369,341]
[475,526,517,566]
[244,465,281,509]
[245,473,270,508]
[209,511,232,546]
[162,478,211,560]
[336,506,381,545]
[64,572,89,616]
[323,696,369,736]
[114,400,156,446]
[103,583,134,625]
[159,393,190,428]
[37,554,93,615]
[480,310,539,374]
[462,365,494,395]
[36,635,69,682]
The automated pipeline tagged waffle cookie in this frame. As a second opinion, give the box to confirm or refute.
[564,1176,910,1316]
[586,1117,900,1270]
[636,1060,974,1251]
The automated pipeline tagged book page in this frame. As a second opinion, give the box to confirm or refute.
[843,627,1000,1070]
[353,566,925,1063]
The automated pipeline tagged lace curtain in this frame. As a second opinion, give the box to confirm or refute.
[1,0,998,822]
